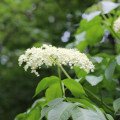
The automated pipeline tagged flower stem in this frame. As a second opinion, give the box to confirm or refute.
[58,64,71,79]
[58,66,61,79]
[57,66,65,97]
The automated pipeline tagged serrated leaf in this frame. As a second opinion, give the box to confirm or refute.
[85,75,103,86]
[105,60,116,80]
[100,1,120,14]
[82,11,101,21]
[113,98,120,113]
[48,102,75,120]
[45,83,62,101]
[63,79,85,97]
[72,107,106,120]
[34,76,60,97]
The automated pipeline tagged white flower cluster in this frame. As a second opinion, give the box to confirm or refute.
[113,16,120,33]
[18,44,94,76]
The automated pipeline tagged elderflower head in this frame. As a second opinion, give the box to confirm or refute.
[18,44,94,76]
[113,16,120,33]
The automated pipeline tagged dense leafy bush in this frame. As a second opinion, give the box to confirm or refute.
[15,1,120,120]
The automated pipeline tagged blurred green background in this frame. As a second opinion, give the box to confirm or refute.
[0,0,97,119]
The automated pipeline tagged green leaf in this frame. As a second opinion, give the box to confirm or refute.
[34,76,60,97]
[75,32,88,51]
[100,1,120,14]
[116,55,120,65]
[15,113,27,120]
[15,102,41,120]
[75,31,86,45]
[79,16,102,32]
[82,11,101,21]
[113,98,120,113]
[106,114,114,120]
[74,66,87,78]
[48,98,64,107]
[105,60,116,80]
[41,98,64,119]
[85,75,103,86]
[76,16,104,46]
[86,24,103,46]
[76,40,88,51]
[48,102,75,120]
[26,107,41,120]
[41,106,52,119]
[66,98,95,110]
[63,79,85,97]
[45,83,62,101]
[72,107,106,120]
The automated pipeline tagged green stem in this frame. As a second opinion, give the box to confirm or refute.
[57,66,66,98]
[58,66,61,79]
[57,66,64,97]
[58,64,72,79]
[84,87,114,112]
[110,26,120,40]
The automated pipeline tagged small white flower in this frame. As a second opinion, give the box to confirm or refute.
[18,44,94,76]
[113,16,120,33]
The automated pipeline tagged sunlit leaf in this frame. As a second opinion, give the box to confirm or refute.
[72,107,106,120]
[66,98,95,110]
[41,98,64,119]
[15,113,27,120]
[100,1,120,14]
[116,55,120,65]
[105,60,116,80]
[106,114,114,120]
[82,11,101,21]
[48,102,75,120]
[75,31,86,45]
[63,79,85,97]
[85,75,103,86]
[34,76,60,97]
[113,98,120,113]
[74,66,87,78]
[45,83,62,101]
[26,107,41,120]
